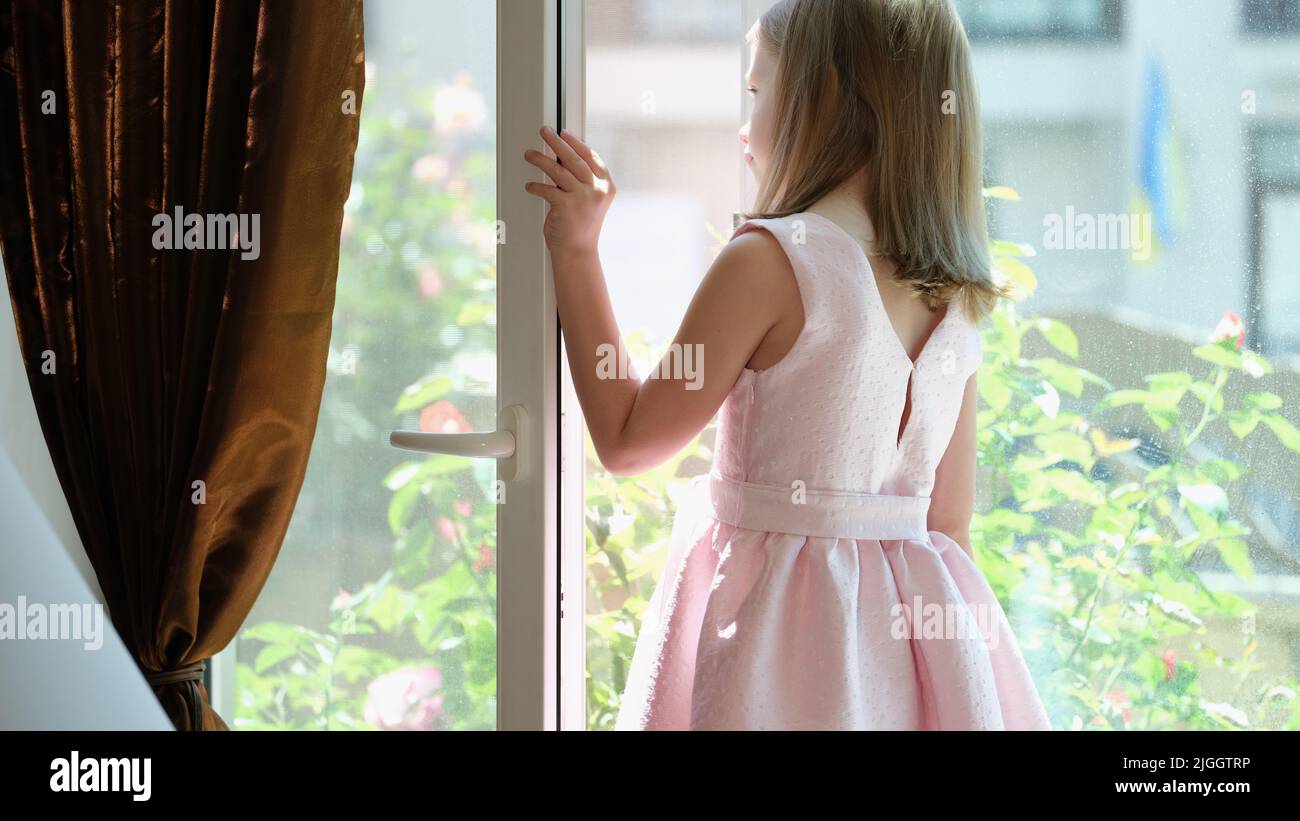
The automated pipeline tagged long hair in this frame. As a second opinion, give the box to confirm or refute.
[745,0,1012,321]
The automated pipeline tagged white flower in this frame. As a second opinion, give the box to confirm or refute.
[434,72,487,135]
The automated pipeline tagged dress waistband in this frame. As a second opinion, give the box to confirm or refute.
[707,471,932,541]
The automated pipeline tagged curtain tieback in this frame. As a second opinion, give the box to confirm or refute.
[144,661,207,730]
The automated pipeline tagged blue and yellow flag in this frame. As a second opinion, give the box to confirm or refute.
[1132,52,1189,263]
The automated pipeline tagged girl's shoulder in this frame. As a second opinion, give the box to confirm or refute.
[717,216,799,296]
[729,210,812,237]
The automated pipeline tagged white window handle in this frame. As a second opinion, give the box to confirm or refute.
[389,403,528,481]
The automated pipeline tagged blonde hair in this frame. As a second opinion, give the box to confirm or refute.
[744,0,1012,321]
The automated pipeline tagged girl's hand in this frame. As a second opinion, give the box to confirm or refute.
[522,126,615,259]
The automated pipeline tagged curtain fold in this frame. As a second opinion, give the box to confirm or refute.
[0,0,365,730]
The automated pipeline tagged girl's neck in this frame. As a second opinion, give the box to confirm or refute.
[805,171,878,254]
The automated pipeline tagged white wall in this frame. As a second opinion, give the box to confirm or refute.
[0,448,170,729]
[0,258,100,600]
[0,261,169,728]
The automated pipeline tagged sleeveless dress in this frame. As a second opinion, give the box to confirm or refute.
[613,211,1052,731]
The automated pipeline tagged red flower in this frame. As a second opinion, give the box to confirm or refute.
[454,500,472,518]
[419,400,470,434]
[1102,689,1134,725]
[1212,310,1244,349]
[1163,649,1177,682]
[473,543,494,573]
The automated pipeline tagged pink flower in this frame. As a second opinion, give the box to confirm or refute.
[411,154,449,183]
[418,262,443,300]
[364,667,444,731]
[1212,310,1244,349]
[469,221,499,257]
[330,588,353,610]
[1163,649,1177,682]
[437,516,457,541]
[419,400,470,434]
[474,543,494,573]
[433,72,487,135]
[454,500,472,517]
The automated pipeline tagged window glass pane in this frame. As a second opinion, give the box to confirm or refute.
[582,0,742,730]
[952,0,1122,41]
[583,0,1300,732]
[235,0,498,730]
[1261,194,1300,352]
[1242,0,1300,34]
[960,2,1300,729]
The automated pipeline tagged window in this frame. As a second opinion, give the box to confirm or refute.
[1243,0,1300,34]
[587,0,737,43]
[210,0,1300,734]
[581,0,743,730]
[229,0,505,731]
[962,0,1300,730]
[1248,126,1300,356]
[580,0,1300,732]
[952,0,1124,42]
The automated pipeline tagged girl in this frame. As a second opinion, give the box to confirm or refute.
[523,0,1051,730]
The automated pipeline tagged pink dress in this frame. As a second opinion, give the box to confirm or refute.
[614,211,1052,731]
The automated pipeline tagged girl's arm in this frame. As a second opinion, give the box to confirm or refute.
[523,127,797,476]
[928,372,979,558]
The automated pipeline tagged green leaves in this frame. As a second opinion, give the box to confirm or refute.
[993,256,1037,298]
[363,581,416,634]
[1029,358,1085,398]
[1192,342,1243,369]
[1033,318,1078,360]
[1192,341,1272,377]
[1033,430,1095,471]
[1228,408,1261,439]
[991,239,1036,258]
[386,455,476,535]
[1014,466,1104,510]
[234,64,504,731]
[969,208,1300,730]
[977,370,1014,412]
[1227,402,1300,451]
[1095,370,1206,433]
[1242,391,1283,411]
[455,301,494,325]
[983,185,1022,201]
[394,374,454,414]
[1194,458,1243,484]
[1261,414,1300,453]
[254,643,300,674]
[1213,538,1254,583]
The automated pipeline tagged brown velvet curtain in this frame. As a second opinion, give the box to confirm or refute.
[0,0,364,729]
